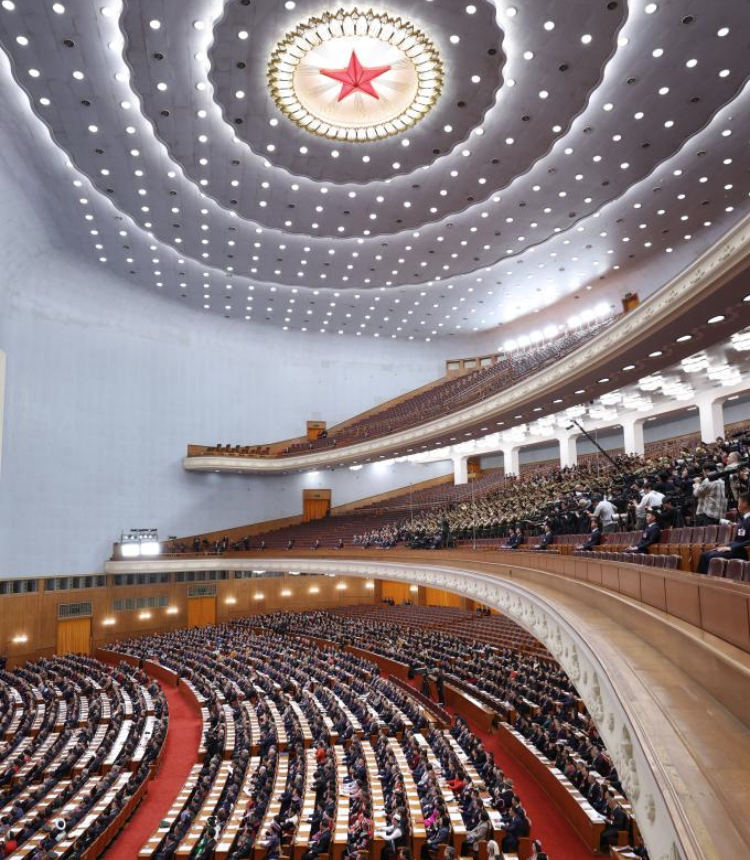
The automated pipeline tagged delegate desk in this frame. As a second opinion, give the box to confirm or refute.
[495,724,606,851]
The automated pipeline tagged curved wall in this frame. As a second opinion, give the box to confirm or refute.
[0,111,459,577]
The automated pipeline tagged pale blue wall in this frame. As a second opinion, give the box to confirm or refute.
[0,116,453,577]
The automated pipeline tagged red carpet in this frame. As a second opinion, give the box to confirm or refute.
[104,680,201,859]
[407,683,593,860]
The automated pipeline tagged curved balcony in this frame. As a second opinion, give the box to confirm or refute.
[184,215,750,475]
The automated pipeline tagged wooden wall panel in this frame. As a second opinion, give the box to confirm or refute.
[381,581,411,604]
[425,587,461,607]
[0,574,376,667]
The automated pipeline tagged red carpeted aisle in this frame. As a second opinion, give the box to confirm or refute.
[104,680,201,859]
[410,685,593,860]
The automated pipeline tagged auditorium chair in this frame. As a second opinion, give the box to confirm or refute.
[707,558,728,578]
[725,559,747,581]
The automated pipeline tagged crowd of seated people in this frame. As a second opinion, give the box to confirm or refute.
[0,655,167,859]
[110,623,464,859]
[245,607,633,853]
[106,617,601,859]
[160,429,750,563]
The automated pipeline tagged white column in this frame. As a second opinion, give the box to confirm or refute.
[501,446,520,476]
[621,416,645,455]
[557,431,579,468]
[453,455,469,485]
[694,392,725,443]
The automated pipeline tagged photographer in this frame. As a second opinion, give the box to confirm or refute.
[632,481,665,529]
[693,466,727,526]
[590,494,617,532]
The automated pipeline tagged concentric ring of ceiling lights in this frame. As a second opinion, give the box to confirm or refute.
[0,0,748,340]
[268,10,443,143]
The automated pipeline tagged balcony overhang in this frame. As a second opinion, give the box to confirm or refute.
[184,215,750,475]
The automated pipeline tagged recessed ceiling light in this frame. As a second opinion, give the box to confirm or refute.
[15,35,28,45]
[645,2,658,12]
[649,351,663,357]
[622,365,636,371]
[708,315,725,324]
[1,0,16,9]
[52,2,65,12]
[149,18,160,29]
[676,335,692,343]
[580,34,592,44]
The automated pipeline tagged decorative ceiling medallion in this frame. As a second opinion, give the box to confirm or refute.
[268,9,443,142]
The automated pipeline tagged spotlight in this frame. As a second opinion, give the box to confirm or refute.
[119,528,161,558]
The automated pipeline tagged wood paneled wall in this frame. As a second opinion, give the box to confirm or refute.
[0,574,376,667]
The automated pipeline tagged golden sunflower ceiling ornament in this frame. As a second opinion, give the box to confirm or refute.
[268,8,443,142]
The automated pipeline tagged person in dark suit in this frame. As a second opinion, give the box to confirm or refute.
[625,509,661,553]
[303,819,332,860]
[580,519,602,551]
[600,798,629,851]
[501,806,529,853]
[422,815,451,859]
[535,523,555,550]
[697,492,750,574]
[505,527,525,549]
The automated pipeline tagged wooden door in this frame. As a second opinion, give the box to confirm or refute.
[56,617,91,655]
[187,596,216,628]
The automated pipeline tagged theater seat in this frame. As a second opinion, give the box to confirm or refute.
[707,557,727,578]
[725,559,745,581]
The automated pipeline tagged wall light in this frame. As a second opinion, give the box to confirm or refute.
[365,581,375,590]
[409,585,419,593]
[102,618,116,626]
[138,611,152,620]
[12,634,28,644]
[165,607,178,615]
[336,583,347,591]
[309,586,320,594]
[225,596,237,605]
[281,589,292,597]
[253,593,265,600]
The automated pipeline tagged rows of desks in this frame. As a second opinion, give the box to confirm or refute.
[253,753,290,860]
[138,763,202,858]
[215,754,262,859]
[177,761,234,857]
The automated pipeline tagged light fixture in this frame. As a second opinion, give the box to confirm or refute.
[119,529,160,558]
[165,607,178,615]
[309,586,320,594]
[138,611,152,620]
[365,581,375,590]
[12,634,28,644]
[268,9,443,142]
[225,596,237,605]
[102,618,115,626]
[253,593,264,600]
[281,589,292,597]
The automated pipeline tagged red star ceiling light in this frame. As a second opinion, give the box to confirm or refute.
[268,9,443,142]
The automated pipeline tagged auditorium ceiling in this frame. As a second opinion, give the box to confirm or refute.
[0,0,748,340]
